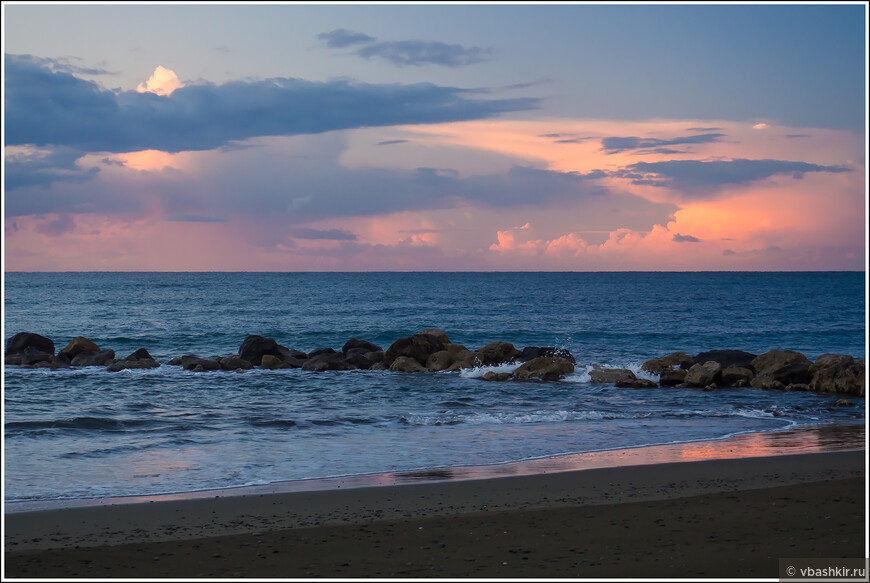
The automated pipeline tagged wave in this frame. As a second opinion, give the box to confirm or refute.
[5,416,154,433]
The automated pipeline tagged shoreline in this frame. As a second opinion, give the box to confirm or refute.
[4,450,865,577]
[5,420,865,514]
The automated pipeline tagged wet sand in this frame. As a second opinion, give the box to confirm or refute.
[4,449,865,578]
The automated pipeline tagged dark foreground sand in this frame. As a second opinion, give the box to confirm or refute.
[4,450,866,578]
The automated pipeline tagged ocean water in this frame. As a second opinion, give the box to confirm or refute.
[3,272,866,502]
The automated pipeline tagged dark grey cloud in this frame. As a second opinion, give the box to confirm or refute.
[601,133,725,154]
[317,29,377,48]
[356,40,491,67]
[5,54,537,156]
[291,228,358,241]
[166,214,227,223]
[617,158,851,192]
[11,54,117,76]
[376,139,410,146]
[722,249,736,256]
[4,146,101,190]
[686,127,721,132]
[672,233,701,243]
[784,134,811,139]
[34,213,76,237]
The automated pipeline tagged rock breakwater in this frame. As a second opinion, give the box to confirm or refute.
[4,330,865,396]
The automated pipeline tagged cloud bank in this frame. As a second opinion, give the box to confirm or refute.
[318,29,492,67]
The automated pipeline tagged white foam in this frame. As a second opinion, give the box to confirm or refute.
[563,362,661,384]
[459,361,523,379]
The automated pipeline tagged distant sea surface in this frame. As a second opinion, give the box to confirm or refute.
[3,272,866,502]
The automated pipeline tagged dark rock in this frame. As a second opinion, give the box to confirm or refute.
[384,334,446,367]
[369,362,387,371]
[106,358,160,372]
[720,367,754,387]
[302,352,356,371]
[308,347,337,358]
[125,348,153,361]
[167,356,184,366]
[276,346,308,361]
[418,328,451,345]
[615,378,658,389]
[659,368,688,386]
[660,352,694,370]
[641,358,669,375]
[5,354,24,365]
[784,383,809,392]
[425,350,455,371]
[589,367,637,384]
[261,355,290,370]
[809,354,865,396]
[473,341,521,366]
[50,354,71,368]
[238,335,281,365]
[6,332,55,357]
[220,356,253,370]
[833,399,853,407]
[341,338,383,356]
[512,357,574,381]
[365,351,385,363]
[693,350,757,370]
[481,371,512,381]
[71,349,115,367]
[21,346,54,366]
[345,351,376,369]
[389,356,427,373]
[58,336,99,359]
[750,350,811,389]
[685,361,723,387]
[519,347,576,364]
[181,356,220,371]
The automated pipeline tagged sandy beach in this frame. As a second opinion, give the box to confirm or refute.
[4,448,865,578]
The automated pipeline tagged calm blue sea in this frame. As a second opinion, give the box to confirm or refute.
[3,272,866,502]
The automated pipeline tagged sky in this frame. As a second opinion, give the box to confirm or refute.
[2,2,867,271]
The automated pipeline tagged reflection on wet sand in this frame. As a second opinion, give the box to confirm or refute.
[7,422,864,513]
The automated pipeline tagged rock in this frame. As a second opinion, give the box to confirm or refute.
[472,341,521,366]
[6,332,55,357]
[71,349,115,367]
[384,334,446,367]
[301,352,356,371]
[167,356,184,366]
[808,354,865,396]
[389,356,427,373]
[589,367,637,384]
[641,358,669,375]
[341,338,383,355]
[512,357,574,381]
[693,350,757,370]
[5,354,24,365]
[615,378,658,389]
[277,346,308,361]
[369,362,387,371]
[750,350,811,389]
[833,399,853,407]
[720,367,754,387]
[31,361,52,369]
[660,352,694,370]
[261,354,290,370]
[658,369,688,386]
[50,354,71,369]
[345,351,376,369]
[180,356,220,371]
[481,371,512,381]
[308,347,337,358]
[125,348,153,361]
[784,383,809,392]
[418,328,451,345]
[684,361,723,387]
[365,351,385,363]
[220,356,253,370]
[58,336,99,359]
[238,335,281,365]
[106,358,159,372]
[21,346,54,366]
[519,346,576,364]
[439,344,474,370]
[425,350,455,371]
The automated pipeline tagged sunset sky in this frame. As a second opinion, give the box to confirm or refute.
[3,3,867,271]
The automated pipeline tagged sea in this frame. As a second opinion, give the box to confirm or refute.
[3,272,866,505]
